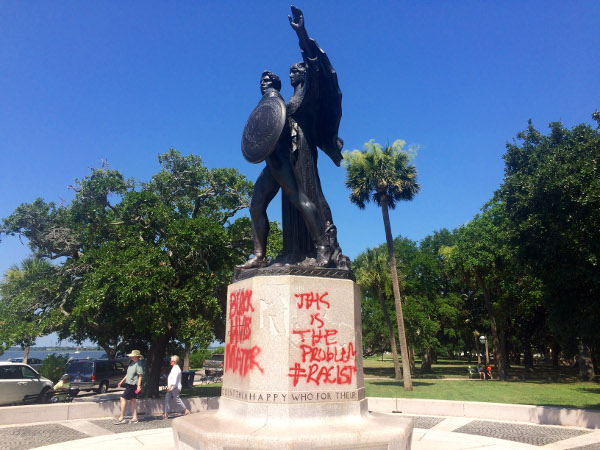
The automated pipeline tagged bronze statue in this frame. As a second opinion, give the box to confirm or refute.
[239,6,349,272]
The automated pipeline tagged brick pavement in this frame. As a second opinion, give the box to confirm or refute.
[0,424,88,450]
[401,414,445,429]
[454,419,590,446]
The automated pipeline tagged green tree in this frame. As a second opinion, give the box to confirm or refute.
[0,258,64,362]
[450,203,509,380]
[39,353,70,384]
[354,247,402,380]
[343,140,420,390]
[497,112,600,379]
[408,230,463,372]
[1,150,275,396]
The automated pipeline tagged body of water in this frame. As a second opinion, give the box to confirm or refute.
[0,350,105,361]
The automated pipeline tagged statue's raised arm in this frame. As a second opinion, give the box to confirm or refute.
[288,6,316,59]
[286,6,343,167]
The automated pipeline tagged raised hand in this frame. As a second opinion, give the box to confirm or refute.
[288,5,305,33]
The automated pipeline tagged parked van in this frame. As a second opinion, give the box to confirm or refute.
[64,359,126,394]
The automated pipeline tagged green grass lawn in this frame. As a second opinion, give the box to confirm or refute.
[365,379,600,410]
[364,356,472,379]
[180,358,600,410]
[363,356,600,409]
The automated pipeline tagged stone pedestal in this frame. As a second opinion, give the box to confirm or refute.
[173,275,413,449]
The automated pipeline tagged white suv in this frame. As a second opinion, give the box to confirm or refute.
[0,362,53,405]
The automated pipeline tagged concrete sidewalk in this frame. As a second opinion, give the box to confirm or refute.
[2,396,600,449]
[1,414,596,450]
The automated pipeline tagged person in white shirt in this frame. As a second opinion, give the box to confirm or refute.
[163,355,190,419]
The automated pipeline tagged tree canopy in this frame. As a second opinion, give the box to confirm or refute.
[1,149,282,394]
[496,113,600,377]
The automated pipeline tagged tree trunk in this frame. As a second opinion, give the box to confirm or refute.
[474,270,507,380]
[100,345,112,359]
[421,348,433,373]
[23,345,30,365]
[578,342,595,381]
[513,350,521,365]
[523,343,534,371]
[376,286,402,380]
[380,198,412,391]
[551,340,561,368]
[99,343,117,360]
[143,334,171,398]
[183,342,191,372]
[500,326,510,369]
[409,347,416,374]
[475,333,482,366]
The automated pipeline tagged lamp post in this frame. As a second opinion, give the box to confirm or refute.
[479,334,490,365]
[474,332,482,365]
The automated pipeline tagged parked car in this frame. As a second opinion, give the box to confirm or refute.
[98,352,130,365]
[202,354,224,376]
[64,359,126,394]
[8,357,43,371]
[0,362,53,406]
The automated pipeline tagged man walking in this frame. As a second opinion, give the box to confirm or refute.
[163,355,190,419]
[115,350,144,424]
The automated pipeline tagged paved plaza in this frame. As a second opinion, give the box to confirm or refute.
[1,412,599,450]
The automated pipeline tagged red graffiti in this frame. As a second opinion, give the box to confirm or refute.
[295,291,330,310]
[299,342,355,364]
[310,313,324,328]
[289,290,356,387]
[230,289,254,316]
[292,328,338,345]
[288,362,356,387]
[230,315,252,345]
[229,289,254,345]
[225,288,262,377]
[225,343,264,377]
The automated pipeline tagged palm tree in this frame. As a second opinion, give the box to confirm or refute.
[343,140,420,391]
[354,247,402,380]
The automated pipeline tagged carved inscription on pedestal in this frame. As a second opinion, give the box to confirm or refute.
[221,386,362,403]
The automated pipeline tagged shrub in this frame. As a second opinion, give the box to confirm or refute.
[39,353,70,383]
[189,349,212,370]
[211,346,225,356]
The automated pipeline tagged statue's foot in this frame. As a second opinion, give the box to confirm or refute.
[316,244,333,267]
[237,255,268,269]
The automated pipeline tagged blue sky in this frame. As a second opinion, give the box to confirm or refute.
[1,2,598,346]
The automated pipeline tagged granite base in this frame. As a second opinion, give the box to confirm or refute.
[172,410,413,449]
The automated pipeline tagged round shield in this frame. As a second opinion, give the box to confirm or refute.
[241,94,287,164]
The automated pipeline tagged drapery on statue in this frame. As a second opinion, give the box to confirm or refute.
[239,6,350,272]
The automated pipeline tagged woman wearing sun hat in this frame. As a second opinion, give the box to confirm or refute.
[115,349,144,424]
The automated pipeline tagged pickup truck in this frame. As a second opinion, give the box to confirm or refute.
[202,354,224,376]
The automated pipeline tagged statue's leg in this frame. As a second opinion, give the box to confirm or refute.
[239,165,280,268]
[268,151,332,266]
